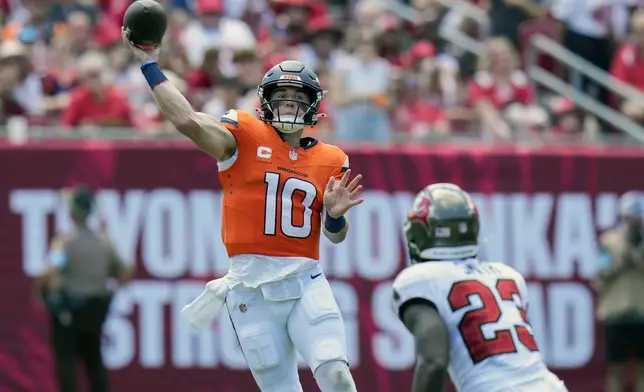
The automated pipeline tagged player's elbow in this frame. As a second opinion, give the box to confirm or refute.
[414,355,449,388]
[411,332,449,392]
[411,313,450,377]
[417,350,449,374]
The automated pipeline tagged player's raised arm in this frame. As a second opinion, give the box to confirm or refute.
[148,82,237,160]
[121,29,236,161]
[323,164,363,244]
[400,301,450,392]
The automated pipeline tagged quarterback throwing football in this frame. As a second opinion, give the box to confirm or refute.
[393,183,568,392]
[123,30,362,392]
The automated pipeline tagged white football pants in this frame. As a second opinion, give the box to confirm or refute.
[225,263,353,392]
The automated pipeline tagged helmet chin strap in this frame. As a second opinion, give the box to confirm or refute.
[273,114,306,133]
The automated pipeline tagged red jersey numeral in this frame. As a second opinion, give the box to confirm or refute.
[447,279,539,364]
[496,279,539,352]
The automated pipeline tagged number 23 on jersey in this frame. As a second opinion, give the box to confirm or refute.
[448,279,539,364]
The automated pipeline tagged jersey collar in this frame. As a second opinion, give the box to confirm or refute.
[272,127,319,150]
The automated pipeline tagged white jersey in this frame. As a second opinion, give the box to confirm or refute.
[392,259,564,392]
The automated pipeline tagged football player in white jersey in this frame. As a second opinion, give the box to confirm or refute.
[392,183,568,392]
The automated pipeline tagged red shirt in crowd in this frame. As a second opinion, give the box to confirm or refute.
[466,70,534,109]
[610,43,644,93]
[392,99,447,133]
[61,86,133,127]
[185,69,218,91]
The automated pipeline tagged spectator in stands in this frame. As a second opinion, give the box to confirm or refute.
[41,33,81,118]
[390,72,451,140]
[611,10,644,124]
[306,64,333,140]
[408,0,451,53]
[343,0,383,49]
[294,15,345,73]
[1,0,640,143]
[485,0,547,49]
[66,11,94,59]
[330,31,391,143]
[0,60,25,123]
[595,191,644,392]
[185,47,221,109]
[406,40,460,108]
[232,49,263,108]
[181,0,256,75]
[18,26,49,79]
[374,14,407,67]
[202,76,241,119]
[167,4,191,32]
[4,0,51,52]
[390,41,453,138]
[186,47,221,93]
[550,0,622,107]
[97,0,134,26]
[0,40,43,119]
[50,0,96,26]
[267,0,316,46]
[61,51,133,130]
[257,1,329,66]
[544,96,585,141]
[466,37,540,138]
[221,0,268,21]
[108,40,149,114]
[4,0,54,44]
[157,28,190,77]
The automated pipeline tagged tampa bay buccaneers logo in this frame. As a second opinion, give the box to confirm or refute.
[408,194,431,223]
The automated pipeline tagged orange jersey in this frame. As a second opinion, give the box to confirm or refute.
[217,109,349,260]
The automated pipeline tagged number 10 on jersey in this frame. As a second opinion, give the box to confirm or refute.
[264,172,317,239]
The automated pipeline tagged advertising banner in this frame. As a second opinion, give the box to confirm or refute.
[2,141,641,392]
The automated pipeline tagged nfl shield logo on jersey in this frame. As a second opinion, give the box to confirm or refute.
[289,151,297,161]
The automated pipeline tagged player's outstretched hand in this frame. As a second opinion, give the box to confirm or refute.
[121,26,160,62]
[324,169,364,219]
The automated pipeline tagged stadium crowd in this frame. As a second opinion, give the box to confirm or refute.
[0,0,643,143]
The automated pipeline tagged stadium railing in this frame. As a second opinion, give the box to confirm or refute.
[525,34,644,144]
[420,0,644,143]
[1,0,642,146]
[425,0,644,144]
[436,0,488,56]
[0,125,640,146]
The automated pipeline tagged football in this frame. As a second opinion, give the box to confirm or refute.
[123,0,167,50]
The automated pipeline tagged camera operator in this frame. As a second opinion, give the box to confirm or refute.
[36,185,133,392]
[595,191,644,392]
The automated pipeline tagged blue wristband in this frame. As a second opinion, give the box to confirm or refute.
[140,60,168,89]
[324,213,346,233]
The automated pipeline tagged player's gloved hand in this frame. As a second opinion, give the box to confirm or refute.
[324,169,363,219]
[121,26,160,62]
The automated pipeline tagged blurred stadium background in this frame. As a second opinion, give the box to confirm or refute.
[0,0,643,391]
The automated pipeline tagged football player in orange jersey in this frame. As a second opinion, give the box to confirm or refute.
[123,29,362,392]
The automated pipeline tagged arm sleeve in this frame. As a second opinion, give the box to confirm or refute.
[331,154,350,180]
